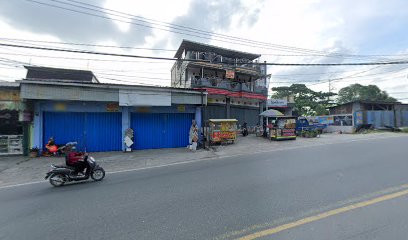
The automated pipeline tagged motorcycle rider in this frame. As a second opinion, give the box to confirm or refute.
[64,143,86,176]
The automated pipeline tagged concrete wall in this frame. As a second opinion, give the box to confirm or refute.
[21,84,118,102]
[0,89,20,101]
[326,125,354,133]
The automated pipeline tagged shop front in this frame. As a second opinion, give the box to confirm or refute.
[130,106,196,150]
[21,80,206,152]
[0,83,24,155]
[35,101,122,152]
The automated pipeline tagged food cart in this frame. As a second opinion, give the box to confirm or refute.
[208,119,238,144]
[268,116,297,140]
[260,110,297,141]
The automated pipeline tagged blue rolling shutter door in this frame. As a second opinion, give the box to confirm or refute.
[43,112,85,150]
[131,113,164,150]
[164,113,194,148]
[131,113,194,150]
[85,113,122,152]
[43,112,121,152]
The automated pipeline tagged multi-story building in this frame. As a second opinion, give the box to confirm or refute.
[171,40,269,126]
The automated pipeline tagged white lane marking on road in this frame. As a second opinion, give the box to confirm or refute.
[0,134,405,190]
[0,180,46,190]
[107,134,405,174]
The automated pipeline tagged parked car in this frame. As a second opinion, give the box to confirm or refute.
[296,117,327,135]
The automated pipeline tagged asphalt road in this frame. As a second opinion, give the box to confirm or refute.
[1,134,408,240]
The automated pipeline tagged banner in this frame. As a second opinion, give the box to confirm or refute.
[267,99,287,107]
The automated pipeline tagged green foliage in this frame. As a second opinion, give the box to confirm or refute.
[337,84,397,104]
[271,84,336,116]
[300,129,319,138]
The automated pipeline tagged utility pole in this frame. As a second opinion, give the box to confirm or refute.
[328,75,335,102]
[328,78,331,101]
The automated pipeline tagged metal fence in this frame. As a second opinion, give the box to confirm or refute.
[364,110,408,128]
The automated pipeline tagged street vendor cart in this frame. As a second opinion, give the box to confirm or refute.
[208,119,238,144]
[268,116,297,140]
[260,110,297,141]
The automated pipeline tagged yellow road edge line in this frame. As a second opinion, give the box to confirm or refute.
[237,188,408,240]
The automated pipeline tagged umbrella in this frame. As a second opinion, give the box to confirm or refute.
[259,109,284,117]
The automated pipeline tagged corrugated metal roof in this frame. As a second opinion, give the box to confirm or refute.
[20,79,207,95]
[20,80,206,105]
[0,81,19,88]
[24,66,99,83]
[174,39,261,60]
[328,100,400,109]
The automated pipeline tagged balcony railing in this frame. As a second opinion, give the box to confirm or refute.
[186,53,261,72]
[191,77,267,95]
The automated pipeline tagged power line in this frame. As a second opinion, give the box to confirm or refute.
[307,66,391,86]
[17,0,406,67]
[272,70,364,77]
[0,42,198,62]
[95,72,171,82]
[272,65,407,85]
[0,37,177,52]
[50,0,328,54]
[0,51,173,64]
[3,42,408,66]
[63,0,403,61]
[3,38,407,62]
[0,56,171,86]
[96,76,167,86]
[261,53,408,59]
[24,0,373,59]
[0,55,172,80]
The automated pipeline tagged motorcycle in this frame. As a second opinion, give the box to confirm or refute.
[45,154,105,187]
[241,123,249,137]
[42,144,66,157]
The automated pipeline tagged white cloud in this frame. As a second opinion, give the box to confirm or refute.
[0,0,407,102]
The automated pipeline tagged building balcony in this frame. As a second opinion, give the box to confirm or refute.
[187,61,262,77]
[191,78,267,96]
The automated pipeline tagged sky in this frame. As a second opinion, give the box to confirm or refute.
[0,0,407,102]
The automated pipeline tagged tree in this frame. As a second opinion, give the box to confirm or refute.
[337,84,397,104]
[271,84,336,116]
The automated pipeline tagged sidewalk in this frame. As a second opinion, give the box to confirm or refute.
[0,147,218,187]
[0,132,403,187]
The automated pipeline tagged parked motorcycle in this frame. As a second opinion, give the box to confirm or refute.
[45,154,105,187]
[241,122,249,137]
[42,144,66,157]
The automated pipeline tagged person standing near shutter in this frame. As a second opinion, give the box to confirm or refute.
[189,120,197,145]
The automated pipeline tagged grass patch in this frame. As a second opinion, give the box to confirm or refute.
[401,128,408,133]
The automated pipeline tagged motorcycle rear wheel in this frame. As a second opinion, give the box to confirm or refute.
[91,168,105,181]
[49,173,66,187]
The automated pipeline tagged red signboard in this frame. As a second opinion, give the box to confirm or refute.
[282,128,296,136]
[220,131,235,139]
